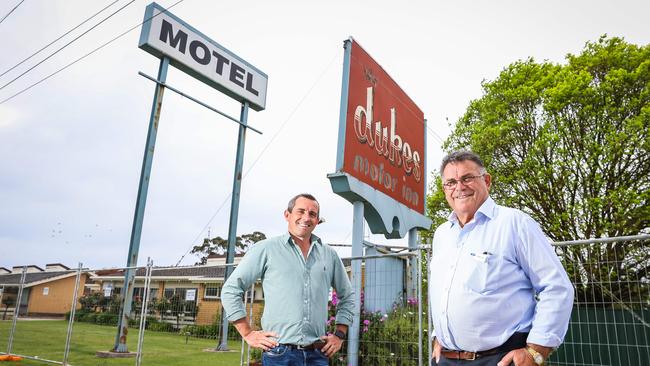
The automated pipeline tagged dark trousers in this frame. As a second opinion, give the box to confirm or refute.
[431,332,527,366]
[431,351,513,366]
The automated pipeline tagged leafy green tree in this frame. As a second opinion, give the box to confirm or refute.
[191,231,266,265]
[426,36,649,306]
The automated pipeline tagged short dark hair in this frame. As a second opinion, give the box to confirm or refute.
[439,150,487,177]
[287,193,319,217]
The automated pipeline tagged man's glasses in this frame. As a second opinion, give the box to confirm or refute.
[442,174,485,190]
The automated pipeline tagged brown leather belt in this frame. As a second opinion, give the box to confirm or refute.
[282,341,325,351]
[440,348,500,360]
[440,332,529,361]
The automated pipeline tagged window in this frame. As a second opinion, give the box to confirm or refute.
[164,288,175,299]
[204,285,221,299]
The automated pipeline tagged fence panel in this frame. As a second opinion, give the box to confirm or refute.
[329,247,425,366]
[551,236,650,366]
[4,235,645,365]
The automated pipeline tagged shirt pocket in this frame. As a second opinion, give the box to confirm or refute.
[464,253,501,294]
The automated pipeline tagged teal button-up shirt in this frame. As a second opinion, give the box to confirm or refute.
[221,233,355,345]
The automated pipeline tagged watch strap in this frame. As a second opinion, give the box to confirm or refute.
[526,346,545,365]
[333,329,347,340]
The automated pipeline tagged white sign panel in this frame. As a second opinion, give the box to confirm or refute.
[43,287,49,296]
[104,283,113,297]
[139,2,268,111]
[185,289,196,301]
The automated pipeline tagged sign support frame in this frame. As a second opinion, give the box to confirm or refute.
[113,56,170,353]
[216,101,250,351]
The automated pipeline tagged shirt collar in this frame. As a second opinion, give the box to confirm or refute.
[282,232,322,247]
[447,196,496,227]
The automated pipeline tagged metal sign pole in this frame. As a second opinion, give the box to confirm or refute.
[113,56,170,353]
[408,228,418,299]
[217,101,250,351]
[347,201,364,366]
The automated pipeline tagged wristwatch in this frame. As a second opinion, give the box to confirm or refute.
[333,329,347,341]
[526,347,545,365]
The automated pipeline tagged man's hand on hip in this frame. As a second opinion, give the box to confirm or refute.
[497,348,536,366]
[320,334,344,357]
[243,330,279,351]
[432,338,442,363]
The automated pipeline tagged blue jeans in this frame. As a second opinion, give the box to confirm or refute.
[262,345,329,366]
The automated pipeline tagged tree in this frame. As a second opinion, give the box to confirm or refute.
[426,35,649,306]
[191,231,267,265]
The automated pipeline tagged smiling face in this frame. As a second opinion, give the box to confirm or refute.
[285,197,320,241]
[442,160,491,226]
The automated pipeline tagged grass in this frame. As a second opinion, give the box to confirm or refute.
[0,320,250,366]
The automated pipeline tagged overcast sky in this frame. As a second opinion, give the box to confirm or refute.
[1,0,648,270]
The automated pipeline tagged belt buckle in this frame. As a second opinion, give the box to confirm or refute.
[467,352,476,361]
[295,344,307,350]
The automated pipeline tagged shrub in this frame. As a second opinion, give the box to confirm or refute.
[328,291,422,366]
[147,320,176,333]
[95,313,119,325]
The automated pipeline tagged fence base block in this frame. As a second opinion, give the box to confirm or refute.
[96,351,138,358]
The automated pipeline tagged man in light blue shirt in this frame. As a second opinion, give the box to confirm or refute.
[221,193,354,365]
[429,151,574,366]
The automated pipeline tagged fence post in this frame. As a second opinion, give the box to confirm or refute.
[136,258,154,366]
[63,262,83,365]
[425,242,432,364]
[417,245,423,366]
[6,266,26,355]
[240,283,256,366]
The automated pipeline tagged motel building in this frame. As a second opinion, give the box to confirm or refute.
[0,264,93,319]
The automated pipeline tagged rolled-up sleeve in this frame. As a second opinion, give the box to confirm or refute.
[221,244,265,322]
[331,253,355,326]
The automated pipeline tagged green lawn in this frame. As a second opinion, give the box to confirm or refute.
[0,320,250,366]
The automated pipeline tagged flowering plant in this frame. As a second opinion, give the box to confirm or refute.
[327,290,422,366]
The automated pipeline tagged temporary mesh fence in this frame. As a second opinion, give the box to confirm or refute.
[550,235,650,366]
[1,234,648,365]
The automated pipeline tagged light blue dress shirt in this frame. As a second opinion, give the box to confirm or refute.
[429,197,574,351]
[221,233,354,346]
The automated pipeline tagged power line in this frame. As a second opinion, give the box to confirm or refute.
[174,50,342,266]
[0,0,26,25]
[0,0,135,91]
[0,0,185,105]
[0,0,120,79]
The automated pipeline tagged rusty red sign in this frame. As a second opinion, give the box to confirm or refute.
[340,40,425,213]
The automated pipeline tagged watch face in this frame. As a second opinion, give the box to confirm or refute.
[534,354,544,364]
[334,330,346,340]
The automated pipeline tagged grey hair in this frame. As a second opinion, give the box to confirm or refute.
[287,193,319,218]
[439,150,487,177]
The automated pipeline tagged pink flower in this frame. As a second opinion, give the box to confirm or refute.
[331,291,339,306]
[363,319,370,326]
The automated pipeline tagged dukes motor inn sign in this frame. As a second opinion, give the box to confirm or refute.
[329,38,430,238]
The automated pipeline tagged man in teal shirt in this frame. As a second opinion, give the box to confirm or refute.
[221,193,355,365]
